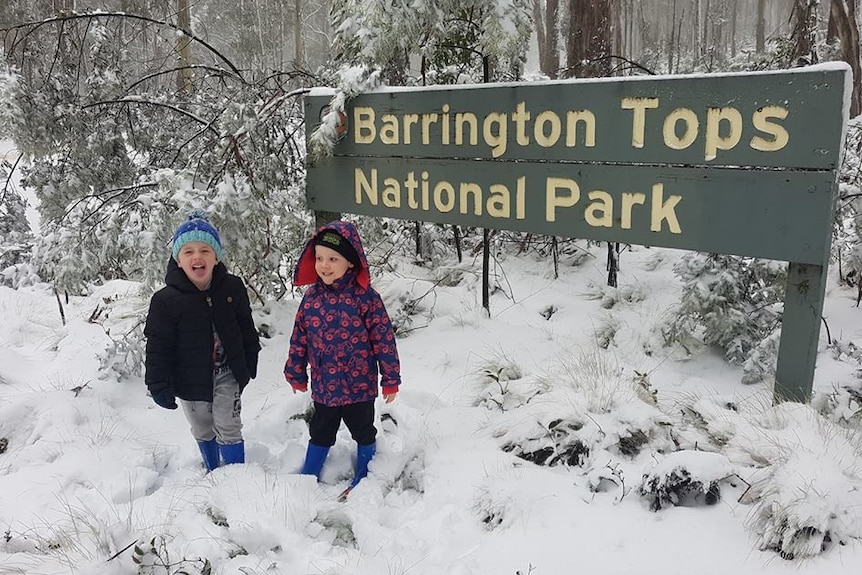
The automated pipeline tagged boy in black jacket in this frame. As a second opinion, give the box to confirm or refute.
[144,210,260,471]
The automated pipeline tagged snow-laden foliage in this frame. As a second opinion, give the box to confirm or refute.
[2,14,311,298]
[813,380,862,430]
[315,1,532,169]
[0,63,21,137]
[308,65,381,160]
[661,253,786,378]
[331,0,532,86]
[833,118,862,290]
[0,180,31,271]
[330,0,421,81]
[331,0,531,81]
[0,65,33,282]
[421,0,532,83]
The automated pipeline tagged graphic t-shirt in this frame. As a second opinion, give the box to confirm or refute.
[213,327,227,369]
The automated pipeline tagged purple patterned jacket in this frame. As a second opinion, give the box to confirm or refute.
[284,221,401,407]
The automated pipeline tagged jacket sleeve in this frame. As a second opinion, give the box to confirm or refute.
[364,288,401,392]
[143,293,176,393]
[235,279,261,379]
[284,300,310,387]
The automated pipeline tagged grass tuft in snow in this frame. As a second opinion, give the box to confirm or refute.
[637,450,733,511]
[746,404,862,560]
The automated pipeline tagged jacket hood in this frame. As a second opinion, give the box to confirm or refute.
[293,220,370,289]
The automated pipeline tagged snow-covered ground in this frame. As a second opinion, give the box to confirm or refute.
[1,234,862,574]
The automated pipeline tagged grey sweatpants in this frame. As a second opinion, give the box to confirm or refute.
[180,369,243,445]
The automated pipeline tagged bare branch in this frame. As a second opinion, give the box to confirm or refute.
[124,65,243,93]
[1,152,23,200]
[1,11,245,81]
[61,181,159,224]
[81,97,220,135]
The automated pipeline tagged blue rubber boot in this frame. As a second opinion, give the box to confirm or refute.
[197,439,220,472]
[350,442,377,489]
[300,443,330,480]
[219,441,245,465]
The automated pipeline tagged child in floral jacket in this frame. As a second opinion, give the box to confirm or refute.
[284,220,401,495]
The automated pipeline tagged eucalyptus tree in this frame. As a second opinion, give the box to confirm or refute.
[1,8,312,299]
[326,0,532,312]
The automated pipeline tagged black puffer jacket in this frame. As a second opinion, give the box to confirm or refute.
[144,259,261,402]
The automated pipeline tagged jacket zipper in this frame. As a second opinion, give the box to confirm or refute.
[206,295,215,373]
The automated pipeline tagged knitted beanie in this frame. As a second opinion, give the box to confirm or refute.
[314,229,360,268]
[171,209,223,261]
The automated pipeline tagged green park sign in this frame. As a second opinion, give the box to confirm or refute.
[305,63,851,403]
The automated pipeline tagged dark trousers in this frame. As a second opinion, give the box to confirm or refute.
[309,400,376,447]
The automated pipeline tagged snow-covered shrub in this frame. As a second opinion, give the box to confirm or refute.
[812,383,862,430]
[662,253,785,372]
[79,281,150,380]
[98,320,146,381]
[638,450,733,511]
[501,417,591,467]
[583,279,647,310]
[0,262,40,289]
[0,186,31,271]
[831,118,862,289]
[741,328,781,385]
[472,348,529,411]
[672,396,743,450]
[375,274,439,337]
[746,404,862,560]
[489,349,674,469]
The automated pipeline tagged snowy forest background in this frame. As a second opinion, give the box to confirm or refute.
[4,0,862,385]
[3,1,862,572]
[2,1,862,306]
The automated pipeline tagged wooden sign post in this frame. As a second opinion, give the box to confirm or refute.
[305,64,851,403]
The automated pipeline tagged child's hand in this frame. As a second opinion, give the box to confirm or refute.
[383,390,397,403]
[290,382,308,394]
[150,388,178,410]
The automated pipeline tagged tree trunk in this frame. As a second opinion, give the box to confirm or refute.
[831,0,862,117]
[533,1,546,73]
[294,0,304,68]
[564,0,612,78]
[827,1,839,43]
[731,0,738,56]
[667,0,677,74]
[756,0,766,52]
[791,0,819,65]
[176,0,193,93]
[546,0,560,78]
[53,0,75,13]
[534,0,560,78]
[482,227,490,314]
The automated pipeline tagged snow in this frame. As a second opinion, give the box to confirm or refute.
[312,61,853,94]
[2,236,862,574]
[0,138,39,233]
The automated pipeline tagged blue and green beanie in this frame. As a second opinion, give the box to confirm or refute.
[171,209,223,261]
